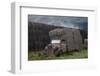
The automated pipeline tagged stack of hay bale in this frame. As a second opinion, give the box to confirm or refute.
[72,29,82,51]
[83,39,88,49]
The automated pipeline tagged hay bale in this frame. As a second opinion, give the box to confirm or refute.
[83,39,88,49]
[72,29,82,51]
[49,28,82,52]
[62,28,75,51]
[49,28,65,40]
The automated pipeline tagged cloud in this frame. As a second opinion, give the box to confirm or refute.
[28,15,87,30]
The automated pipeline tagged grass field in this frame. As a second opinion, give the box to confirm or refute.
[28,49,88,61]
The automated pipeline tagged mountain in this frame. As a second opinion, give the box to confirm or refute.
[28,22,87,51]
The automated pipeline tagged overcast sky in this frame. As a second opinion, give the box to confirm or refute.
[28,15,88,30]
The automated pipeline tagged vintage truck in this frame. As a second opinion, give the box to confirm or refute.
[43,28,82,57]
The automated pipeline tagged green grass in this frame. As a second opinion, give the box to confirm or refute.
[28,49,88,61]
